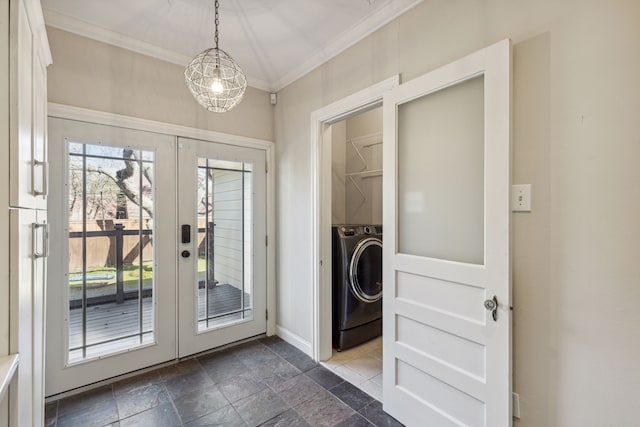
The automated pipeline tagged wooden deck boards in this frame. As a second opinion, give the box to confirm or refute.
[68,284,251,361]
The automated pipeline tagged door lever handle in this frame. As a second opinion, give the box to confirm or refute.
[484,295,498,321]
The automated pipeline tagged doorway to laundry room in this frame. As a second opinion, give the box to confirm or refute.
[323,107,384,400]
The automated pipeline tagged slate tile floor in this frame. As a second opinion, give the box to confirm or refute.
[45,336,403,427]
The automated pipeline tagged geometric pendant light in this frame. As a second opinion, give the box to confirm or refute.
[185,0,247,112]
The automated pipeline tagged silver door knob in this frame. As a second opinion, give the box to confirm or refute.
[484,295,498,321]
[484,298,496,311]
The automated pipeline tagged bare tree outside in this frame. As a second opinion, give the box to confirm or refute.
[69,148,153,222]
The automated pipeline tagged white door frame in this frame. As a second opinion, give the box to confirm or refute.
[47,102,277,339]
[309,76,399,362]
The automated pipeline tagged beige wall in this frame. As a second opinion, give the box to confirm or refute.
[274,1,640,426]
[46,27,274,142]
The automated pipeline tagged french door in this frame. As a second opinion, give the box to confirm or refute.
[382,39,512,426]
[46,120,267,396]
[46,118,177,396]
[177,137,266,357]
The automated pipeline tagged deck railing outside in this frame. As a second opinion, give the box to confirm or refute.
[68,223,216,307]
[69,224,153,307]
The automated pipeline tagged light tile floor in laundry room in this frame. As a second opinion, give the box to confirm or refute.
[44,335,402,427]
[321,337,383,402]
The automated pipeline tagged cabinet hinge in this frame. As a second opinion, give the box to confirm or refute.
[266,310,269,320]
[265,235,268,246]
[265,161,268,173]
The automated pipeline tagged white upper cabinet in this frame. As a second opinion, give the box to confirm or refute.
[9,0,52,210]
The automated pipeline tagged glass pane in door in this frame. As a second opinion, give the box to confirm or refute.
[67,142,155,363]
[397,75,485,265]
[197,158,253,332]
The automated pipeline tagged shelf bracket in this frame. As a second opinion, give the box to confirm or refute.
[348,140,368,171]
[347,175,366,200]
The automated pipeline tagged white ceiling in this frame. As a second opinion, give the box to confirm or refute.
[42,0,423,92]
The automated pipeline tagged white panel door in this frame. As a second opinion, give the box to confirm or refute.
[177,137,267,357]
[382,39,511,426]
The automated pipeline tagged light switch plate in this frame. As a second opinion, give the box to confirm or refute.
[512,184,532,212]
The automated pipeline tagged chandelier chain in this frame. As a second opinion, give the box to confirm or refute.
[214,0,219,49]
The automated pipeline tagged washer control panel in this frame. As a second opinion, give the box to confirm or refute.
[337,225,381,237]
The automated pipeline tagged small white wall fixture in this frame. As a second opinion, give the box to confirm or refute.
[309,75,399,361]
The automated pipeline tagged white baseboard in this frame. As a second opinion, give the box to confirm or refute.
[276,324,312,357]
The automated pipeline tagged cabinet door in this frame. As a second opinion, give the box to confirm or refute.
[8,209,47,427]
[9,0,47,210]
[32,211,47,426]
[31,51,48,208]
[9,208,36,427]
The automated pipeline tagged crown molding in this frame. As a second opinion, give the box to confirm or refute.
[43,0,423,93]
[271,0,423,91]
[42,9,273,92]
[43,10,192,65]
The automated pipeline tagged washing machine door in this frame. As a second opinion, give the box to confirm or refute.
[348,237,383,303]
